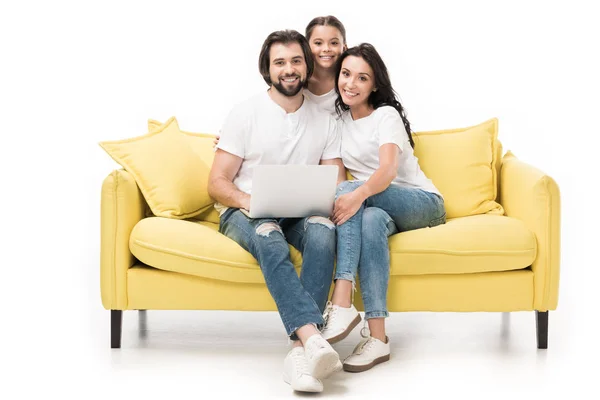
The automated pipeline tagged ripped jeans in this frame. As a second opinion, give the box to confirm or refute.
[219,208,336,340]
[335,180,446,319]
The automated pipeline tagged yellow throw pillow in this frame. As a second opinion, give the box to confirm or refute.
[148,119,217,166]
[148,119,220,224]
[413,118,504,219]
[99,117,211,219]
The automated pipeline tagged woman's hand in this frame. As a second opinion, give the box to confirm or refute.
[332,191,365,225]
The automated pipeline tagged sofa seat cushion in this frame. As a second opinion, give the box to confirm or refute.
[389,214,536,275]
[129,217,302,284]
[130,214,536,284]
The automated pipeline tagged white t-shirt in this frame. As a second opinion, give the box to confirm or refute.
[304,88,337,115]
[215,91,341,214]
[340,106,441,196]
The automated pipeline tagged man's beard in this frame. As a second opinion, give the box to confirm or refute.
[272,75,305,97]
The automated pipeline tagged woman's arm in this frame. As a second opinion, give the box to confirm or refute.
[332,144,399,225]
[354,143,399,199]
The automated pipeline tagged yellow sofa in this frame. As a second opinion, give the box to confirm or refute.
[100,118,560,350]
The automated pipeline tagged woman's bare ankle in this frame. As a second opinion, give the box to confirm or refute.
[331,280,353,308]
[367,318,387,342]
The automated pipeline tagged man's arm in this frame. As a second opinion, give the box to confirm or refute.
[208,149,250,211]
[320,158,347,185]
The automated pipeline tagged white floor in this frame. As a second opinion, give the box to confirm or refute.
[67,294,592,400]
[5,262,597,400]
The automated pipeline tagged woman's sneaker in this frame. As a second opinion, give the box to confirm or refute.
[303,334,341,379]
[343,328,390,373]
[320,301,362,344]
[283,347,323,392]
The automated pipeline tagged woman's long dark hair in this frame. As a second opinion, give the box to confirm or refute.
[334,43,414,148]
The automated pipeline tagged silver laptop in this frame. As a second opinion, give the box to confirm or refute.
[241,164,338,219]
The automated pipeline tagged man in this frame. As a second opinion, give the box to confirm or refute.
[207,30,346,393]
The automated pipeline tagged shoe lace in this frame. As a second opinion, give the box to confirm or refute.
[322,301,335,328]
[293,350,309,376]
[353,321,374,355]
[359,320,370,339]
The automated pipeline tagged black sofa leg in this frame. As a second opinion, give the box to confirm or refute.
[536,311,548,349]
[111,310,123,349]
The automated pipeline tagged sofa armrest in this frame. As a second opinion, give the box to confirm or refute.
[100,169,146,310]
[500,151,560,310]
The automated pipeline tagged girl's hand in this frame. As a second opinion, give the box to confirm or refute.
[213,135,220,149]
[332,191,364,225]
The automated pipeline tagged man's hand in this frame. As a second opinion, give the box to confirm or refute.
[240,193,251,211]
[332,191,365,225]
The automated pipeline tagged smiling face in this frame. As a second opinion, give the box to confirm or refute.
[268,42,308,97]
[308,25,345,70]
[338,55,376,108]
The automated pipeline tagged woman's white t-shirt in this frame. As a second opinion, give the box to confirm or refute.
[304,89,337,115]
[339,106,441,196]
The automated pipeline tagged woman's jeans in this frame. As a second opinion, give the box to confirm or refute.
[335,180,446,319]
[219,209,336,340]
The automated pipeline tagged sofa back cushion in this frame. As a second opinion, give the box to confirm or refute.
[144,117,504,222]
[413,118,504,219]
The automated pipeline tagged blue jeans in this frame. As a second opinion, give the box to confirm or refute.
[335,180,446,319]
[219,209,336,340]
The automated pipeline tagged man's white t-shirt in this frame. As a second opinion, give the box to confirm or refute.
[340,106,441,196]
[215,91,341,214]
[304,89,337,115]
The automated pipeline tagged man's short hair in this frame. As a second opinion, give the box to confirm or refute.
[258,30,314,86]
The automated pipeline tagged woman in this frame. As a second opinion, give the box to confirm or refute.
[320,43,446,372]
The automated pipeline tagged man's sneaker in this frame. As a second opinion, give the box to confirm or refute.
[303,334,341,380]
[343,333,390,373]
[321,301,362,344]
[283,347,323,393]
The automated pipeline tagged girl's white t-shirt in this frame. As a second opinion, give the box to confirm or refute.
[304,89,337,115]
[340,106,441,196]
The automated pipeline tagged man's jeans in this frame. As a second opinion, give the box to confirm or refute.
[335,180,446,319]
[219,209,336,340]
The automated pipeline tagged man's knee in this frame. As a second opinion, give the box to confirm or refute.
[255,222,284,238]
[305,216,336,247]
[306,216,336,230]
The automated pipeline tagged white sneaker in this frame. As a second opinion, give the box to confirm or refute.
[303,334,341,380]
[321,301,362,344]
[343,329,390,373]
[283,347,323,393]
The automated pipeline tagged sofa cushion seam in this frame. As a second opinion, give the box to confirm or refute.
[131,239,302,270]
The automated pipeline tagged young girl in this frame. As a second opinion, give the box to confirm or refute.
[320,43,446,372]
[304,16,347,115]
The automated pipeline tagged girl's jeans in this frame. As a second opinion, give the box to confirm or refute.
[335,180,446,319]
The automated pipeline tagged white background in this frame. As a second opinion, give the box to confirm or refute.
[1,0,599,398]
